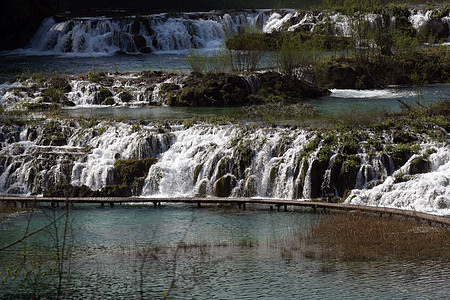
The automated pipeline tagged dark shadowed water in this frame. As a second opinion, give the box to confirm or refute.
[0,52,190,82]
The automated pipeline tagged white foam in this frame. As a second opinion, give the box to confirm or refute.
[330,89,416,99]
[409,10,433,30]
[347,147,450,216]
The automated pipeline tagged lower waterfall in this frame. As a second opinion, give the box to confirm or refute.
[0,119,448,215]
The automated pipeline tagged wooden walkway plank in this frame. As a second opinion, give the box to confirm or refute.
[0,196,449,227]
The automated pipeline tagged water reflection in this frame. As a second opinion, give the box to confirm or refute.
[0,205,448,299]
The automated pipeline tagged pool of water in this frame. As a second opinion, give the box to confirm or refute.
[60,84,450,121]
[0,205,448,299]
[308,84,450,115]
[0,52,190,82]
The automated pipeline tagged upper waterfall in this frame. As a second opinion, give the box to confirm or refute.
[22,7,450,56]
[27,10,275,55]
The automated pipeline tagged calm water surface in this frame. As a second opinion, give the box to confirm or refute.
[0,205,448,299]
[0,52,190,81]
[61,84,450,121]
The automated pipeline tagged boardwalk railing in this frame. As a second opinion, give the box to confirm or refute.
[1,196,449,227]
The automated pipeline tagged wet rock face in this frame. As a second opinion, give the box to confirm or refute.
[166,71,329,107]
[166,73,249,107]
[214,174,237,197]
[409,157,431,175]
[309,159,325,199]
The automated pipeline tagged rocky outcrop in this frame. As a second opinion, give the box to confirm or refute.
[159,71,329,106]
[214,174,237,197]
[419,19,450,43]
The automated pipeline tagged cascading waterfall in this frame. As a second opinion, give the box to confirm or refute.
[348,147,450,215]
[23,8,450,55]
[27,10,276,55]
[1,120,448,215]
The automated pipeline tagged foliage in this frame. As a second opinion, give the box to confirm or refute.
[185,49,232,74]
[306,212,450,260]
[225,26,267,71]
[277,35,318,80]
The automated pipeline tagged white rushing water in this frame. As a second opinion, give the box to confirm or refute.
[1,121,449,215]
[330,89,417,99]
[24,10,272,55]
[12,8,449,55]
[347,147,450,216]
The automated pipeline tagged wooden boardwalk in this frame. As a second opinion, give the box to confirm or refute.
[1,196,449,227]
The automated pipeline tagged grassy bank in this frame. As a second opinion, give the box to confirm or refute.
[304,212,450,261]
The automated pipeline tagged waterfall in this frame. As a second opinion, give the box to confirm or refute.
[347,147,450,216]
[26,10,280,55]
[0,120,449,215]
[21,7,450,55]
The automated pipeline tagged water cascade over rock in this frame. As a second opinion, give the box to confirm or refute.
[0,120,448,215]
[0,72,327,109]
[24,8,450,55]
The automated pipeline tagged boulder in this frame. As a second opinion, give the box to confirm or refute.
[133,34,147,50]
[214,174,237,197]
[309,159,325,199]
[422,19,450,41]
[95,88,113,105]
[118,91,133,102]
[409,157,431,175]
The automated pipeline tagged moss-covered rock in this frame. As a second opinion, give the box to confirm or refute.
[214,174,237,197]
[44,183,94,197]
[95,88,113,104]
[338,155,361,197]
[193,163,203,184]
[197,179,208,197]
[118,90,133,102]
[234,141,253,176]
[389,144,413,169]
[162,71,328,107]
[166,73,248,106]
[44,183,133,198]
[409,155,431,175]
[102,96,116,105]
[113,157,157,186]
[255,71,330,101]
[96,184,132,197]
